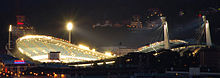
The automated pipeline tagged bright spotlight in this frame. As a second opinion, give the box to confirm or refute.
[66,22,73,42]
[92,49,96,52]
[104,52,113,56]
[67,22,73,31]
[9,25,12,32]
[79,44,90,50]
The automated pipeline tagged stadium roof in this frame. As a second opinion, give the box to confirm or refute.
[138,40,188,52]
[16,35,113,63]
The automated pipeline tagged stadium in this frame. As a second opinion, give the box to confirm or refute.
[15,35,114,63]
[14,35,207,63]
[137,40,188,52]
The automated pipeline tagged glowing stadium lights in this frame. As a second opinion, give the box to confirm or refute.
[18,48,24,53]
[66,22,73,42]
[8,25,12,49]
[9,25,12,32]
[97,62,104,65]
[92,48,96,52]
[153,52,159,56]
[106,61,115,64]
[67,22,73,31]
[104,52,113,57]
[19,35,52,41]
[78,44,90,50]
[72,63,92,67]
[30,55,97,63]
[138,40,188,52]
[16,35,113,63]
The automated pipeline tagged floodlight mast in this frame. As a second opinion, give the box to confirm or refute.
[9,25,12,49]
[67,22,73,43]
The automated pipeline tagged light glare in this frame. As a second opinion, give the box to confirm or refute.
[79,44,90,50]
[105,52,113,56]
[9,25,12,32]
[67,22,73,31]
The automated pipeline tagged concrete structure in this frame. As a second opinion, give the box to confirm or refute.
[161,17,170,49]
[202,16,212,48]
[115,48,137,56]
[100,46,137,56]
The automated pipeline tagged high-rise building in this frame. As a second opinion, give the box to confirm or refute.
[12,15,35,40]
[130,15,143,28]
[9,15,35,49]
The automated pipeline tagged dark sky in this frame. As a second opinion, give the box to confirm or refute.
[0,0,219,51]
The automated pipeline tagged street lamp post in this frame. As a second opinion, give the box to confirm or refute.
[9,25,12,49]
[67,22,73,43]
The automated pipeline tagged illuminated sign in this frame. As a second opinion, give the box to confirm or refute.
[14,60,25,64]
[16,15,25,25]
[5,68,7,73]
[17,22,24,25]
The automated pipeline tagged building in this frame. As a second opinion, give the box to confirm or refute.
[115,48,137,56]
[12,15,35,39]
[0,54,35,73]
[9,15,35,50]
[100,46,137,56]
[92,20,113,28]
[200,47,220,70]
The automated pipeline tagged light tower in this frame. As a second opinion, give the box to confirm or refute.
[8,25,12,49]
[161,17,170,49]
[67,22,73,43]
[202,16,212,48]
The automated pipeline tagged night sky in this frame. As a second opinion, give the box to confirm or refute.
[0,0,219,51]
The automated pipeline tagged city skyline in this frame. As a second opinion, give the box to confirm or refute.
[0,0,219,77]
[0,0,219,50]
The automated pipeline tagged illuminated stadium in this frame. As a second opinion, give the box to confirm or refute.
[137,40,207,55]
[16,35,114,63]
[137,40,188,52]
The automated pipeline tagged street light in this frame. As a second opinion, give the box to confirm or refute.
[66,22,73,43]
[9,25,12,49]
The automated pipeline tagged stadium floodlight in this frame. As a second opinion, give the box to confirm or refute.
[79,44,90,50]
[104,52,113,57]
[8,25,12,49]
[9,25,12,32]
[67,22,73,31]
[92,49,96,52]
[66,22,73,42]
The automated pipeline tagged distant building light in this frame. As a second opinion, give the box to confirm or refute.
[17,22,24,25]
[198,14,202,17]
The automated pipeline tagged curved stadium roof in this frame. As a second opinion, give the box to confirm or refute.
[16,35,113,63]
[138,40,188,52]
